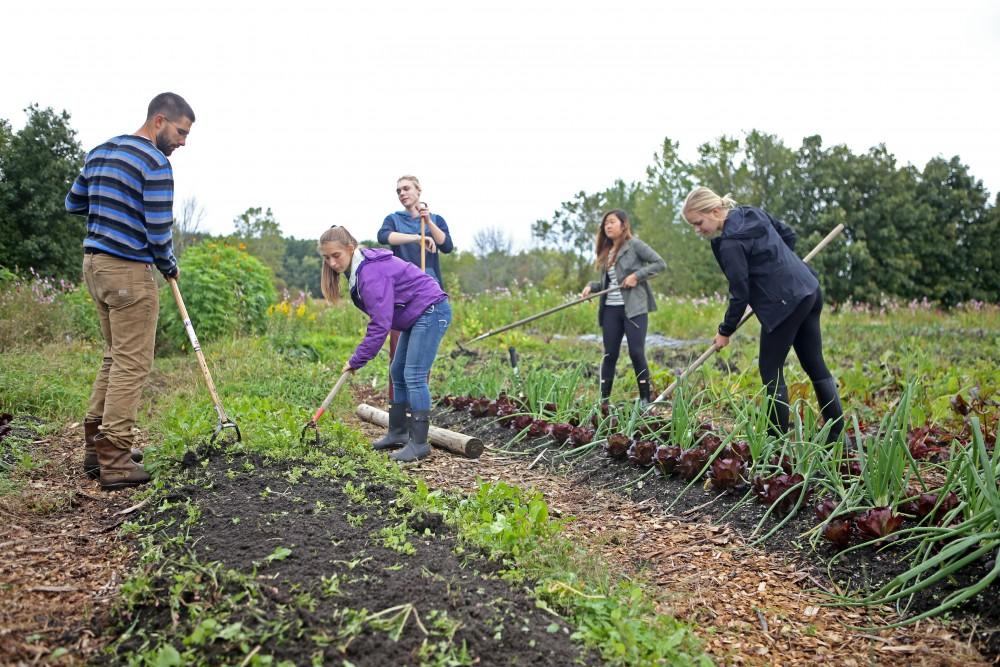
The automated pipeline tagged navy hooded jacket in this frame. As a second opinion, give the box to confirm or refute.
[710,206,819,336]
[377,212,454,288]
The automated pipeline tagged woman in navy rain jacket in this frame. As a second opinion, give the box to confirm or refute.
[682,187,844,444]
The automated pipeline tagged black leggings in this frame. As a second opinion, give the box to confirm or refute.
[600,306,650,400]
[759,288,833,390]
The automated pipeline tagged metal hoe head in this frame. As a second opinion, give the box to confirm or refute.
[300,419,321,445]
[211,419,242,445]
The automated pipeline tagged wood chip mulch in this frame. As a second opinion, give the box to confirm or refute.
[0,424,145,666]
[347,409,989,667]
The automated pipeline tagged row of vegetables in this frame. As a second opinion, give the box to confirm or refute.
[438,384,1000,625]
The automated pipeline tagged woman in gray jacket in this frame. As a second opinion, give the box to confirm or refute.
[581,210,666,405]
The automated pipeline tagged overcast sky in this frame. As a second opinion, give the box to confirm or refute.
[5,0,999,252]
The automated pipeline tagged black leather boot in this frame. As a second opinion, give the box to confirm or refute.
[766,383,790,438]
[390,410,431,462]
[813,377,845,444]
[372,403,409,451]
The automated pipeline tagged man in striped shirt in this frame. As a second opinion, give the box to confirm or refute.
[66,92,194,490]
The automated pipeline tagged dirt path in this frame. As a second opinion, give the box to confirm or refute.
[0,423,145,665]
[347,407,988,666]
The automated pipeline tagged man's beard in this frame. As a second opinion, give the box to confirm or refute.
[155,130,174,156]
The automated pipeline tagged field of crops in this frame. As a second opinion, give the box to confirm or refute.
[1,280,998,665]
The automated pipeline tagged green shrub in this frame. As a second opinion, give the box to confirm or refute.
[158,242,276,350]
[0,267,17,288]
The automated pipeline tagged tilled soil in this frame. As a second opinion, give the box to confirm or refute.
[380,404,995,666]
[107,444,600,666]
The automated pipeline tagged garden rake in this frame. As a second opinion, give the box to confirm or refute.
[168,278,241,444]
[300,370,352,444]
[645,223,845,410]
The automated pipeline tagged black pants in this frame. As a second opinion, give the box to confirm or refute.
[600,306,650,401]
[758,288,833,389]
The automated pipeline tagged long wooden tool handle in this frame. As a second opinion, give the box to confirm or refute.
[802,223,845,262]
[311,371,352,423]
[169,278,230,421]
[420,218,426,272]
[648,223,846,407]
[466,287,615,344]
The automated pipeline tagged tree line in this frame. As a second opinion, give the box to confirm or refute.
[529,132,1000,305]
[2,106,997,304]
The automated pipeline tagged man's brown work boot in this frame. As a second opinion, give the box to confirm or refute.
[83,419,143,479]
[94,433,150,490]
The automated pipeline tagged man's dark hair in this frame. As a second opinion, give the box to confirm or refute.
[147,92,195,122]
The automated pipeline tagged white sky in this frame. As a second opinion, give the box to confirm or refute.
[4,0,999,252]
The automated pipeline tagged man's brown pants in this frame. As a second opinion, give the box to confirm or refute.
[82,253,158,449]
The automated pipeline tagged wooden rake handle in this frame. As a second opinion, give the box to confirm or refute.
[419,202,429,273]
[464,286,616,345]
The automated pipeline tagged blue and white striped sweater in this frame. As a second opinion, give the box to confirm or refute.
[66,134,178,276]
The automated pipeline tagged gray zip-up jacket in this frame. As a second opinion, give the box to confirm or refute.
[588,237,666,325]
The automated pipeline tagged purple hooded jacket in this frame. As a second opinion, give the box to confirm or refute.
[348,247,448,370]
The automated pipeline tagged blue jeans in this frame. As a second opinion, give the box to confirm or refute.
[390,299,451,411]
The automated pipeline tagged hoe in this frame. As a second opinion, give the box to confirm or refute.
[301,370,352,444]
[168,278,241,444]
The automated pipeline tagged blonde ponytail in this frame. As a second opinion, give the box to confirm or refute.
[682,187,737,221]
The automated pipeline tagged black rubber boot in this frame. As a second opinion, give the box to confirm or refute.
[390,410,431,463]
[766,383,790,438]
[813,377,845,444]
[599,379,613,404]
[637,379,651,408]
[372,403,409,451]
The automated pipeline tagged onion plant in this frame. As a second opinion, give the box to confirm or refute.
[520,364,588,420]
[436,356,511,399]
[745,439,826,546]
[854,383,924,514]
[802,435,867,550]
[706,388,793,524]
[835,417,999,627]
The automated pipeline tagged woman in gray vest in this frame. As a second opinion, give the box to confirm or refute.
[581,210,666,406]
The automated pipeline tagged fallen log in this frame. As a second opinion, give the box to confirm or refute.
[355,403,484,459]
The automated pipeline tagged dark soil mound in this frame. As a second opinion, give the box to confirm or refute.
[106,446,599,666]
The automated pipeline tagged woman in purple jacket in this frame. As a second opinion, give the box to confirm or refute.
[319,226,452,462]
